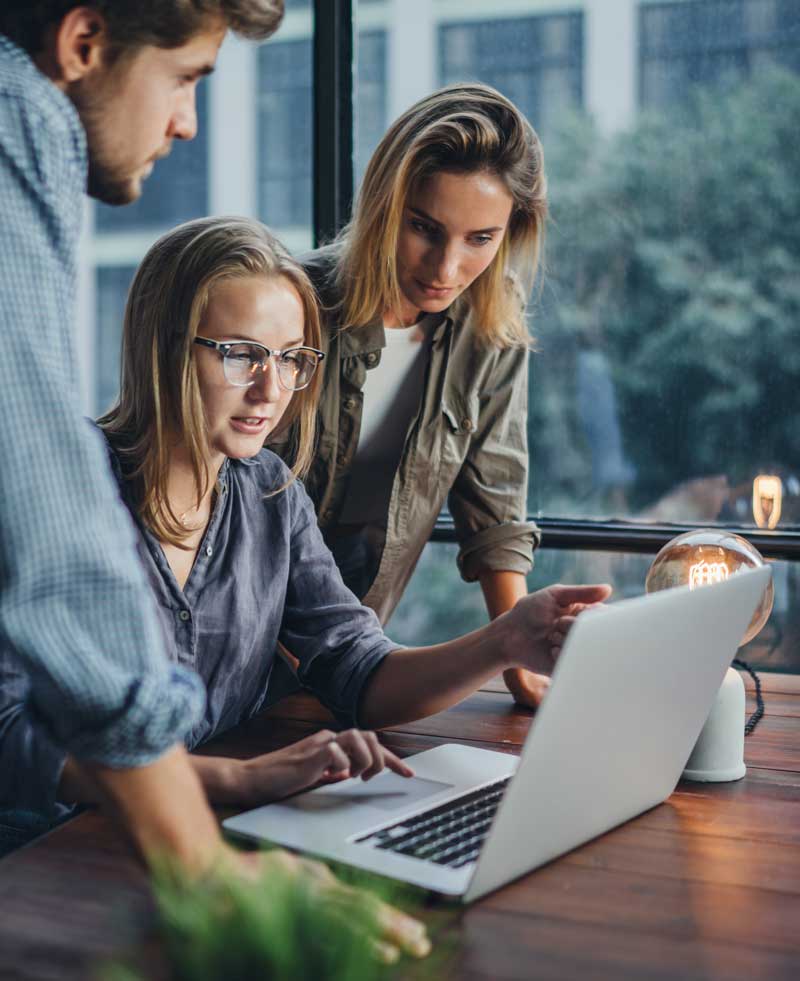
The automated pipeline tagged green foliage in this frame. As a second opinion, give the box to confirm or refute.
[530,68,800,514]
[105,855,410,981]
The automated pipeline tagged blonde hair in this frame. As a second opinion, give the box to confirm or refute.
[336,82,547,348]
[98,216,322,547]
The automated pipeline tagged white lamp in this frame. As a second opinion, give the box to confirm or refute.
[645,530,773,782]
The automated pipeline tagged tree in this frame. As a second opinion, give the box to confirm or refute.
[530,68,800,518]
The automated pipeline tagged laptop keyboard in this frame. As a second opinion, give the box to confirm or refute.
[355,776,511,869]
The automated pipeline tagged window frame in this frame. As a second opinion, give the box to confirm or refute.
[312,0,800,560]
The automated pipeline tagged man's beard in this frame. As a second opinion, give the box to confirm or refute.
[67,74,143,206]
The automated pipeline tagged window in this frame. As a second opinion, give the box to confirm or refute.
[439,12,584,142]
[522,0,800,529]
[95,266,136,413]
[641,0,800,107]
[389,542,795,674]
[70,1,800,674]
[257,38,313,230]
[355,30,387,183]
[343,1,800,673]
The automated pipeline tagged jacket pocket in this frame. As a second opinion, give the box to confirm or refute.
[439,395,478,473]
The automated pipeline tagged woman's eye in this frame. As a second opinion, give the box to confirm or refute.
[411,219,435,237]
[228,348,253,362]
[471,235,493,247]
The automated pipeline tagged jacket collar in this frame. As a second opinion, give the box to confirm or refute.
[337,311,452,358]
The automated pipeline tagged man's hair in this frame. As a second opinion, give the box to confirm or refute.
[0,1,284,57]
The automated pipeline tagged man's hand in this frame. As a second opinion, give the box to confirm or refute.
[233,848,431,962]
[503,583,612,676]
[232,728,415,807]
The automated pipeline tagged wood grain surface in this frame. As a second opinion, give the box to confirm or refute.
[1,673,798,981]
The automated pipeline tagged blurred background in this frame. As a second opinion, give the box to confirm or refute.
[74,0,800,670]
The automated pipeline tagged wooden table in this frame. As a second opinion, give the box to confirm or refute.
[1,672,798,980]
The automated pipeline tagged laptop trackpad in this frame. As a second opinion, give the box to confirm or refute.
[282,774,453,814]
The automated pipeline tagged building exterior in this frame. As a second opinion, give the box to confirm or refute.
[80,0,799,416]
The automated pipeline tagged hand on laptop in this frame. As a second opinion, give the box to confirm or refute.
[505,583,612,675]
[230,728,415,807]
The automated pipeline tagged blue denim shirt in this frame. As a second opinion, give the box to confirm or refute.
[0,33,205,779]
[0,447,396,818]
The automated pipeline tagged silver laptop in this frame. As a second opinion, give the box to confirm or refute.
[224,565,771,903]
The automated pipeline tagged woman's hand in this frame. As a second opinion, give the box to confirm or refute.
[503,669,552,710]
[502,583,612,677]
[233,728,415,807]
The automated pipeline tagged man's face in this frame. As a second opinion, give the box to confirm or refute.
[68,26,226,205]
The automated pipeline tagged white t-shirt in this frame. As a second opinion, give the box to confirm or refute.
[337,316,435,526]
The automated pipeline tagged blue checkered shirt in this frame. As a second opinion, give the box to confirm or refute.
[0,35,205,770]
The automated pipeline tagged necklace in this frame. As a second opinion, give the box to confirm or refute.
[178,506,207,531]
[178,487,218,532]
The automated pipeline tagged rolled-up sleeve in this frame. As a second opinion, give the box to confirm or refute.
[448,344,541,582]
[0,55,205,768]
[0,647,70,819]
[279,483,397,727]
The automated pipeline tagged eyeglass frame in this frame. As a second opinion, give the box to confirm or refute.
[193,336,326,391]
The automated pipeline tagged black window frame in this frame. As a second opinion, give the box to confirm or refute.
[312,0,800,561]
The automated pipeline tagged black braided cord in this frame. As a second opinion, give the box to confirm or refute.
[732,658,764,735]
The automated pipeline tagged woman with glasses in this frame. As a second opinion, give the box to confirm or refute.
[0,215,608,822]
[287,83,551,709]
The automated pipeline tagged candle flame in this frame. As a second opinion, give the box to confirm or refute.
[752,474,782,529]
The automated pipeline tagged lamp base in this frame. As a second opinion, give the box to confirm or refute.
[682,667,746,783]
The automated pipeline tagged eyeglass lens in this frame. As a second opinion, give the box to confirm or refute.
[222,343,319,390]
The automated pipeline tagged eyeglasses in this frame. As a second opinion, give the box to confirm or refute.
[194,336,325,391]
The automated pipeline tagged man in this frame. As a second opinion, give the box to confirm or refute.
[0,1,428,960]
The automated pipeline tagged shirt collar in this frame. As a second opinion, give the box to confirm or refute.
[0,34,34,68]
[0,33,86,166]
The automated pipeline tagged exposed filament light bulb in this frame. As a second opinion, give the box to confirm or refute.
[688,561,729,590]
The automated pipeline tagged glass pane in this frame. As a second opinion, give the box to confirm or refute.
[84,8,314,415]
[355,0,800,531]
[95,266,136,414]
[257,36,313,237]
[387,542,800,674]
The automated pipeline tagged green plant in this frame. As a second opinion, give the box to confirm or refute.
[105,851,432,981]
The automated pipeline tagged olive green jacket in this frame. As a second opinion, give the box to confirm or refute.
[282,247,540,625]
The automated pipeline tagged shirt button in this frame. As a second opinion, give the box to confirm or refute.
[343,397,356,410]
[366,352,378,366]
[179,610,191,622]
[205,545,213,557]
[462,418,475,432]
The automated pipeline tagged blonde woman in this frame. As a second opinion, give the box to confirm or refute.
[287,83,550,709]
[0,215,608,836]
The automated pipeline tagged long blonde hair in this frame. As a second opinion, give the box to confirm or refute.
[336,82,547,348]
[98,216,322,546]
